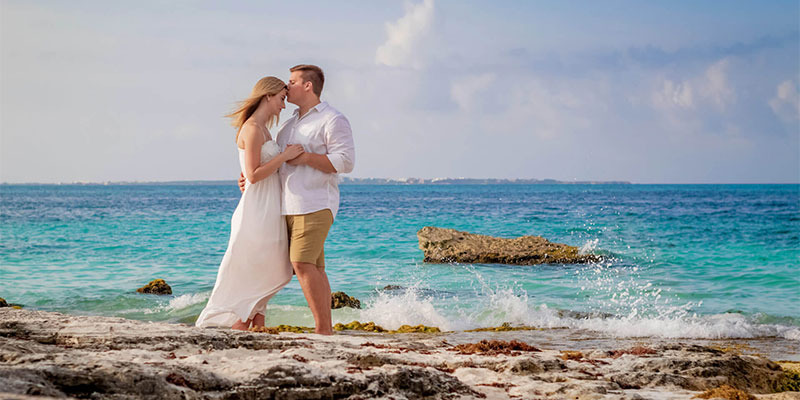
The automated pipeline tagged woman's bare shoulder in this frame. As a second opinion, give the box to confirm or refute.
[238,122,264,149]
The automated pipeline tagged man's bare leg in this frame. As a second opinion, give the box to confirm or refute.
[293,261,333,335]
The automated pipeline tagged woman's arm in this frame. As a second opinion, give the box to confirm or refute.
[241,125,304,185]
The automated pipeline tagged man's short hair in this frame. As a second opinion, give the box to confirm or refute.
[290,64,324,97]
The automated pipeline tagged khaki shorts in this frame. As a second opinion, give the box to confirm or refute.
[285,209,333,267]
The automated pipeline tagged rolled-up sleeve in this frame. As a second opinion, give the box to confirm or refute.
[325,115,355,174]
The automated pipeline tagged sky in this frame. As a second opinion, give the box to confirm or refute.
[1,0,799,183]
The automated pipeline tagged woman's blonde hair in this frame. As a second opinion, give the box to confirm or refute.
[227,76,287,142]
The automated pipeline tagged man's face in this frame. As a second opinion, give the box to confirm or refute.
[287,71,305,105]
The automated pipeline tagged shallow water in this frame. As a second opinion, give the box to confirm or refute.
[1,183,798,349]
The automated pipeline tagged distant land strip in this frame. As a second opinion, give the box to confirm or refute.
[2,178,632,185]
[340,177,632,185]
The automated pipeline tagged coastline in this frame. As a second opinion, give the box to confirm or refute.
[2,308,798,399]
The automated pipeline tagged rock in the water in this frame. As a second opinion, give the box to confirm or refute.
[331,291,361,309]
[136,279,172,295]
[0,297,22,309]
[417,226,600,265]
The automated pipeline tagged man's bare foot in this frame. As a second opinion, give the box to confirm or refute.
[252,313,265,328]
[231,318,251,331]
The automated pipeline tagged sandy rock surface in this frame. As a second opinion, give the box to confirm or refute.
[417,226,600,265]
[1,309,798,399]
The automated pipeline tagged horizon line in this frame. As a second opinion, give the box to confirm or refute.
[2,178,799,185]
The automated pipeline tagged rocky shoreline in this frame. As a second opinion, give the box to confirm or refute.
[1,309,799,399]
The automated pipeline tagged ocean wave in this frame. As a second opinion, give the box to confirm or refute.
[354,285,800,341]
[142,293,209,315]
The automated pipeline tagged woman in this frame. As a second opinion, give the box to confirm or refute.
[196,77,304,330]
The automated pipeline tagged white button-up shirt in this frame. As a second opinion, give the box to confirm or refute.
[276,102,355,219]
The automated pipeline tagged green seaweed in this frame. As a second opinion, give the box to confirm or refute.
[392,324,441,333]
[333,321,442,334]
[250,325,315,334]
[778,369,800,392]
[334,321,388,332]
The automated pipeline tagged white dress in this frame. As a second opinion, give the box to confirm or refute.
[195,139,293,327]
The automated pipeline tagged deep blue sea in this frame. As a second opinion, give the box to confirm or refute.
[1,183,798,343]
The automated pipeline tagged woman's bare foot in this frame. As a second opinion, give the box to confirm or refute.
[231,318,251,331]
[252,313,265,328]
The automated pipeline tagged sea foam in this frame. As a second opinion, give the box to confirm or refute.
[355,283,800,340]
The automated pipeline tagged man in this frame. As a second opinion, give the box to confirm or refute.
[239,64,355,335]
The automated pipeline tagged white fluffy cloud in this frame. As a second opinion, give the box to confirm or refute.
[375,0,435,68]
[769,80,800,122]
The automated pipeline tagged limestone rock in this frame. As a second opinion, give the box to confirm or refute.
[1,309,795,400]
[417,226,600,265]
[331,291,361,309]
[136,279,172,295]
[0,298,7,307]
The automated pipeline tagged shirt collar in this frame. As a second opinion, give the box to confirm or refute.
[292,101,328,117]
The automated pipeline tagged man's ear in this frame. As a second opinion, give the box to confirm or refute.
[304,81,313,92]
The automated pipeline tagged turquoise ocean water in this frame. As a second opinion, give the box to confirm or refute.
[1,183,798,343]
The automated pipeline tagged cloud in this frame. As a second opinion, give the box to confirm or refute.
[702,58,735,110]
[375,0,435,68]
[652,58,738,113]
[450,73,496,110]
[653,79,694,109]
[769,80,800,122]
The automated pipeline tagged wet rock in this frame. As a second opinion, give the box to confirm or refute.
[331,291,361,309]
[0,298,7,307]
[136,279,172,295]
[465,322,541,332]
[417,226,600,265]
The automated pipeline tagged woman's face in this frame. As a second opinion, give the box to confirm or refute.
[266,89,287,115]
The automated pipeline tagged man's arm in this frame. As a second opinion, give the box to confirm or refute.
[286,152,337,173]
[287,115,354,173]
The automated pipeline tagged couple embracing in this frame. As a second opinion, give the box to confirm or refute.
[195,65,355,335]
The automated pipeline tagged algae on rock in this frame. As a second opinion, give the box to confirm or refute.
[136,279,172,295]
